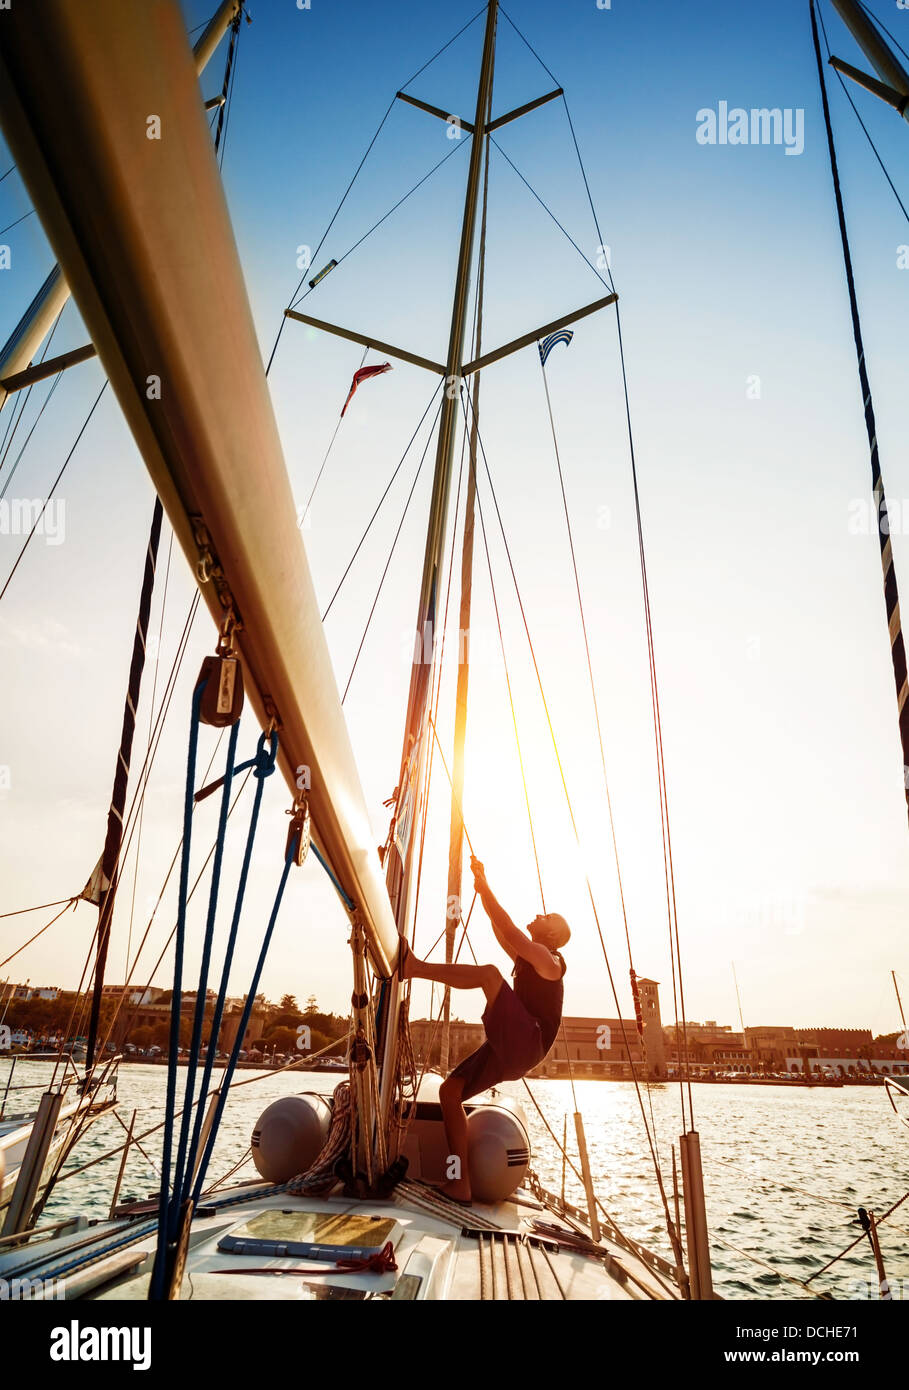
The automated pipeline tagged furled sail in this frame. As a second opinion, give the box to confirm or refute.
[0,0,398,972]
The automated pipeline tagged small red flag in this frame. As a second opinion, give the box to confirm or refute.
[341,361,393,417]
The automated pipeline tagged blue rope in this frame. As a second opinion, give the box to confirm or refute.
[310,839,355,912]
[151,681,205,1299]
[150,693,282,1299]
[185,730,278,1176]
[191,816,297,1203]
[168,717,241,1227]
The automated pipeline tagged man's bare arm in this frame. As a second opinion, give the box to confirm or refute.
[471,859,561,979]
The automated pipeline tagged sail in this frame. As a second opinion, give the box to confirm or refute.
[0,0,399,972]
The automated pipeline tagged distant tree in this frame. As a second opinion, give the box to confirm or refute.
[130,1026,154,1048]
[304,995,318,1016]
[279,994,298,1014]
[263,1026,298,1053]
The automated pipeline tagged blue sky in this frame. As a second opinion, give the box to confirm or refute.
[2,0,909,1039]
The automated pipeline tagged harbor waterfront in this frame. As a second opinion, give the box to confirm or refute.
[12,1059,908,1302]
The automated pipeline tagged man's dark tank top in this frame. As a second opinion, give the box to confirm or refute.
[512,951,566,1053]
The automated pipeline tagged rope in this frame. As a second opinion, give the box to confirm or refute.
[805,1186,909,1284]
[150,685,289,1297]
[0,896,76,921]
[811,0,909,828]
[85,497,165,1068]
[0,899,78,970]
[284,1081,353,1195]
[124,530,174,971]
[710,1234,832,1299]
[184,729,280,1195]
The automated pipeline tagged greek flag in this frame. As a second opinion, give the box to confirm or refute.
[538,329,574,367]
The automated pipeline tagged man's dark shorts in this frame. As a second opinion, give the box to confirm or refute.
[448,980,545,1101]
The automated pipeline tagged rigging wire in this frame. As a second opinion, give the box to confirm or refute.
[538,353,633,962]
[289,140,470,314]
[298,345,368,525]
[805,1185,909,1285]
[340,395,444,703]
[536,357,661,1140]
[498,5,560,86]
[0,303,66,481]
[124,532,175,974]
[489,12,694,1131]
[810,0,909,834]
[542,57,695,1130]
[264,98,398,376]
[460,385,682,1204]
[0,209,35,238]
[0,381,108,607]
[0,163,14,185]
[856,0,909,67]
[264,4,487,376]
[321,379,445,621]
[490,138,609,290]
[214,13,241,171]
[0,897,77,920]
[456,391,546,908]
[0,373,65,501]
[0,900,77,971]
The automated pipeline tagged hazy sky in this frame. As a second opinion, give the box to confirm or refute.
[1,0,908,1040]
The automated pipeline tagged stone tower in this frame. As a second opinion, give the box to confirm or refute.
[637,977,667,1079]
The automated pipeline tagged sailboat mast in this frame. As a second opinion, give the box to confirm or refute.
[828,0,909,118]
[378,0,499,1124]
[892,970,907,1032]
[440,96,492,1076]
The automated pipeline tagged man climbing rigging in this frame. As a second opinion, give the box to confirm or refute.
[400,854,570,1204]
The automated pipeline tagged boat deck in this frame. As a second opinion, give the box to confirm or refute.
[0,1178,678,1301]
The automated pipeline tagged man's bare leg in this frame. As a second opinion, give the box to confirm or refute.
[438,1073,471,1202]
[401,948,503,1007]
[401,948,503,1201]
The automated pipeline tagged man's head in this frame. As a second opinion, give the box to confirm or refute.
[528,913,571,951]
